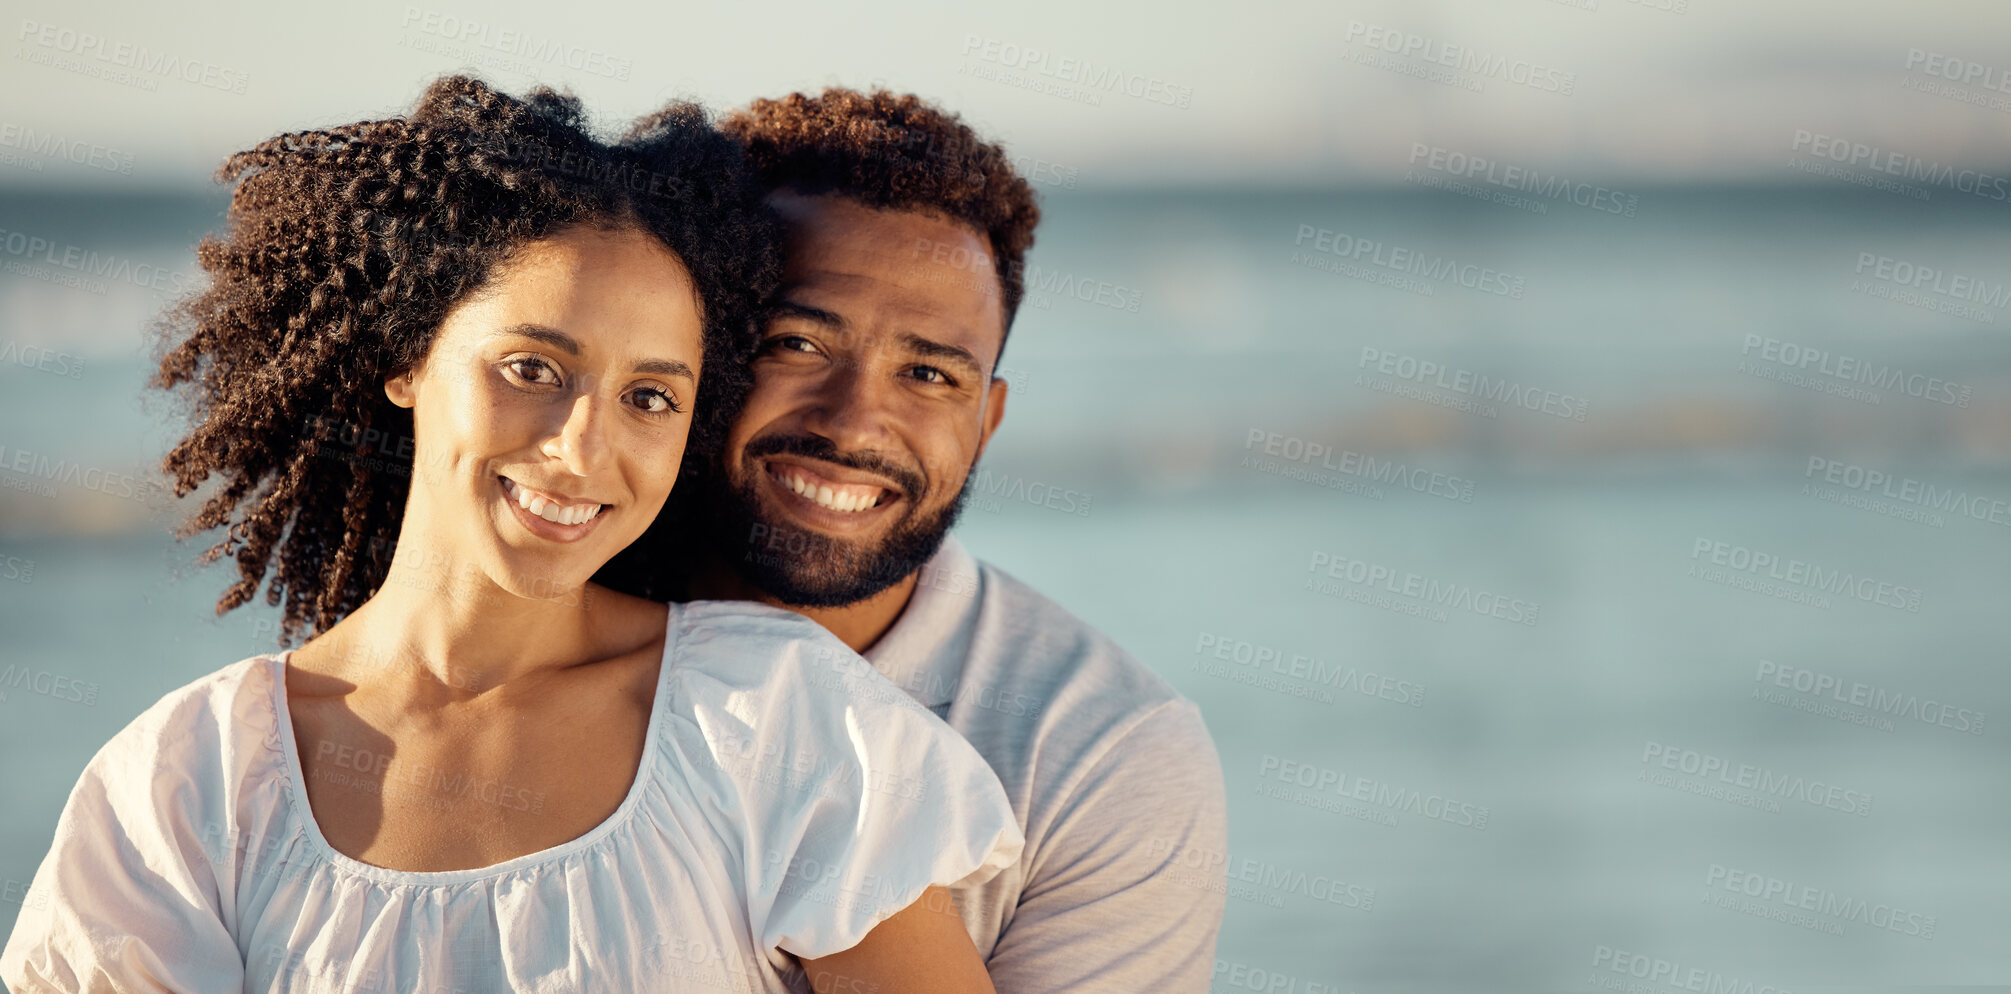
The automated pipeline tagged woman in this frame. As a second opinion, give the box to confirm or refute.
[0,76,1019,993]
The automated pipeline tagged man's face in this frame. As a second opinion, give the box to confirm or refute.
[713,193,1010,606]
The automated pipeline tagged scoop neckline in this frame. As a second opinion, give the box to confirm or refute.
[267,602,681,886]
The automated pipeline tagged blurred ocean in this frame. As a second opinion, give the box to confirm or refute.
[2,186,2008,990]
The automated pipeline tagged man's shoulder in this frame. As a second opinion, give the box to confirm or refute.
[974,558,1178,694]
[958,555,1212,762]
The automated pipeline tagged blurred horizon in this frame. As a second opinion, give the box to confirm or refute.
[7,0,2011,189]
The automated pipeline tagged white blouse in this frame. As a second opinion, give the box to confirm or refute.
[0,600,1024,993]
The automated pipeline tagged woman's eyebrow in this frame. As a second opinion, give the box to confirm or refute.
[498,323,581,355]
[633,358,695,381]
[497,324,693,380]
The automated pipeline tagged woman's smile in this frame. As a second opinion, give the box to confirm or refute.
[499,475,611,543]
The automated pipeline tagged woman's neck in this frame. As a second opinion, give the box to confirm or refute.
[328,531,623,699]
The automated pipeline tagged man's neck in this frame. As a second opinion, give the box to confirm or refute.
[689,552,919,655]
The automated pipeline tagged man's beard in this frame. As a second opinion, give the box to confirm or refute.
[709,434,973,608]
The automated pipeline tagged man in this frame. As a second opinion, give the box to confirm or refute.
[682,88,1227,990]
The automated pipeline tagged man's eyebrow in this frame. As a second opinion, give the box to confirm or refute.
[897,332,984,378]
[496,323,692,380]
[767,300,846,329]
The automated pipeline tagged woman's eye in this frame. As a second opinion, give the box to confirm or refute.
[627,387,683,415]
[506,357,560,386]
[766,335,818,355]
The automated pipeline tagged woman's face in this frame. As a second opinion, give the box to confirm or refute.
[385,223,703,602]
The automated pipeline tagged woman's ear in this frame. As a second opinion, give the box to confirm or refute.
[385,368,417,409]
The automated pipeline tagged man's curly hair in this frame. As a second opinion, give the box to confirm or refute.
[719,87,1040,349]
[153,75,780,644]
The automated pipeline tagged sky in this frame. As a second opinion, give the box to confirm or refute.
[2,0,2010,188]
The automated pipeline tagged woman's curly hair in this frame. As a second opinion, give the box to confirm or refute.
[153,75,780,644]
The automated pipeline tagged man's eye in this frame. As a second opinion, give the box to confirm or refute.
[627,387,684,415]
[909,365,950,385]
[506,357,561,386]
[765,335,818,355]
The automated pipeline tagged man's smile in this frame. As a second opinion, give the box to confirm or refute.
[761,457,904,523]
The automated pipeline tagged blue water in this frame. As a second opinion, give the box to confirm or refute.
[3,188,2008,990]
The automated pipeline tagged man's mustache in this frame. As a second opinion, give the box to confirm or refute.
[742,434,928,500]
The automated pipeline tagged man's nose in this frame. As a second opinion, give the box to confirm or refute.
[799,358,898,452]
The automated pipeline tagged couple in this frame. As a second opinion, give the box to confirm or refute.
[0,76,1226,993]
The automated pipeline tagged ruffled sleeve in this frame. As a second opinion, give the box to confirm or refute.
[663,601,1024,963]
[0,665,251,993]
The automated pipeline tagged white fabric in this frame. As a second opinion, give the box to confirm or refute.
[0,599,1023,994]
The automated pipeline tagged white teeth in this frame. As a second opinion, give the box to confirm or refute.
[778,470,880,514]
[504,478,603,527]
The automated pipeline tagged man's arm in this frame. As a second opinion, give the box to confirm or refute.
[984,699,1229,993]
